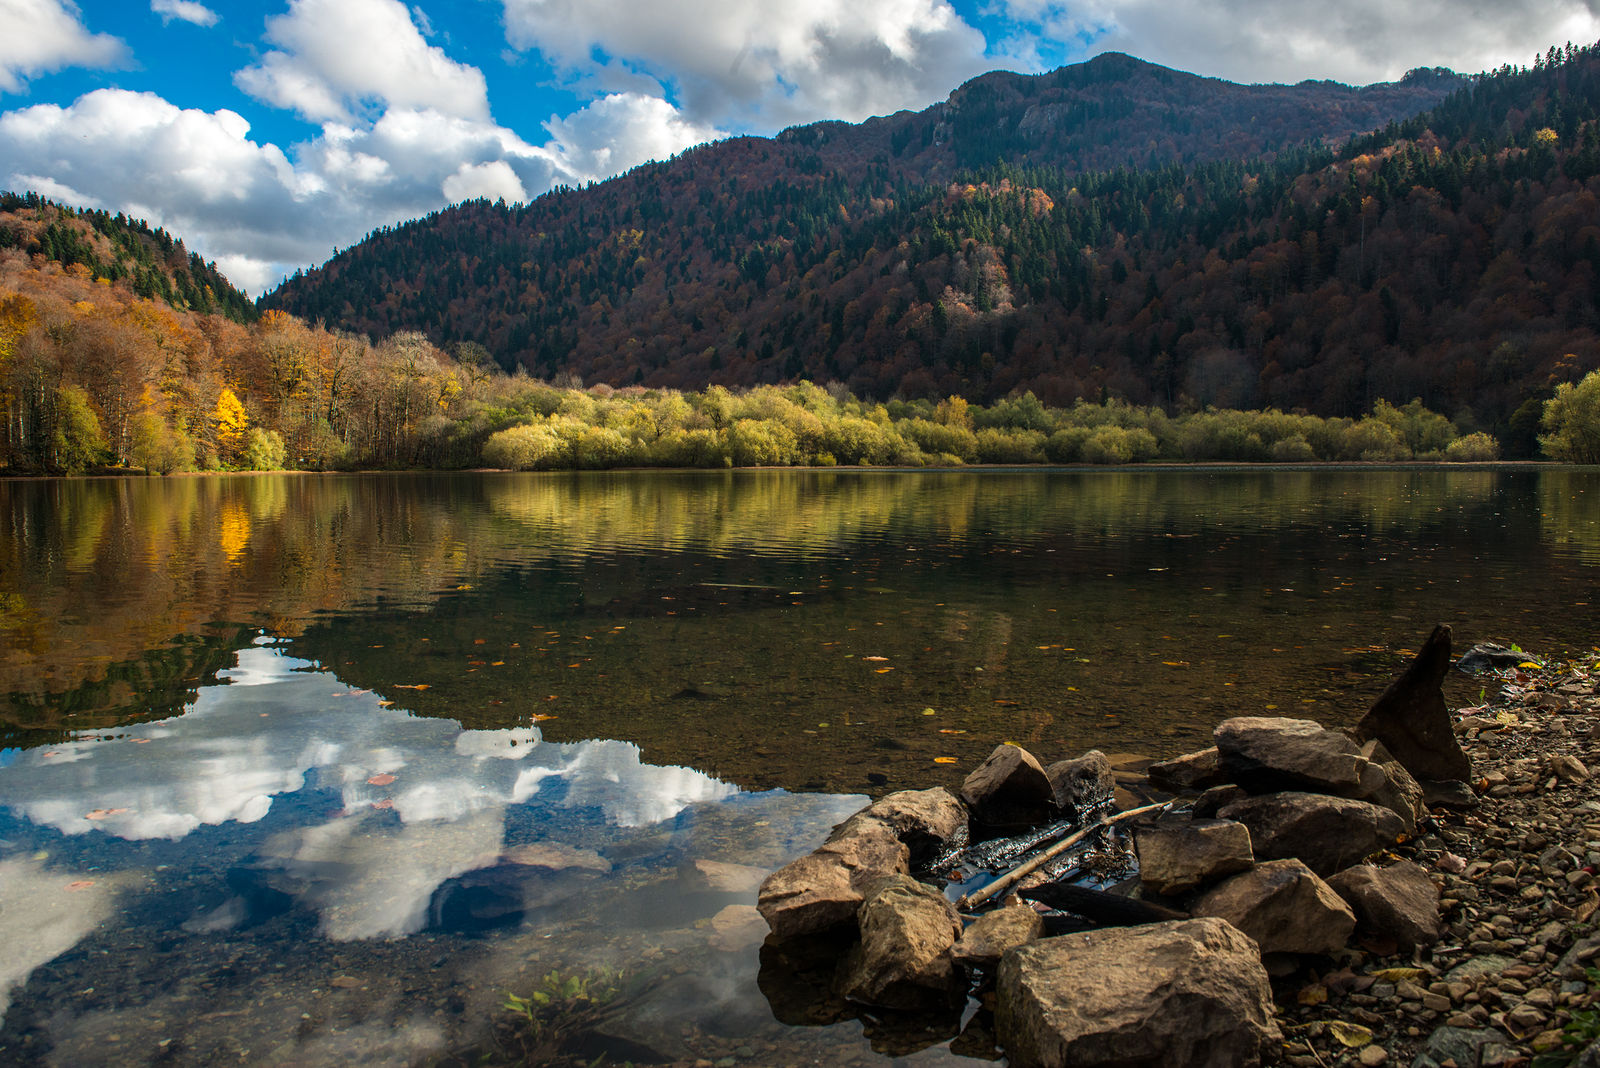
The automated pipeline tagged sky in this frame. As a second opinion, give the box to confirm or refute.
[2,0,1598,296]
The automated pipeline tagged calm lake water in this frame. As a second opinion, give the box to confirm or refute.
[1,467,1597,1065]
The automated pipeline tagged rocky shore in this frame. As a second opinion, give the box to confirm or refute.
[754,628,1600,1067]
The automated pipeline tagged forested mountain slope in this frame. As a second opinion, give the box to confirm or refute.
[0,193,254,323]
[262,46,1600,441]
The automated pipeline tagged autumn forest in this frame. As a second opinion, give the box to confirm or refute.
[6,44,1600,475]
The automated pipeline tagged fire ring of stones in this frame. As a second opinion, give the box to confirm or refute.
[754,624,1600,1067]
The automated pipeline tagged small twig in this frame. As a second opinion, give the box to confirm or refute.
[957,801,1168,911]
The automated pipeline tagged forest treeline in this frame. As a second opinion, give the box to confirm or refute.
[264,42,1600,446]
[10,203,1600,474]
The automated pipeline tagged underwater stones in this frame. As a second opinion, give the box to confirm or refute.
[995,917,1282,1068]
[1355,624,1472,783]
[1214,716,1368,794]
[836,875,965,1010]
[961,743,1054,831]
[1135,817,1254,897]
[1191,858,1356,957]
[1326,860,1443,951]
[1217,791,1406,877]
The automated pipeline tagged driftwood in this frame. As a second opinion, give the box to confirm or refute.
[956,801,1168,911]
[1022,883,1190,927]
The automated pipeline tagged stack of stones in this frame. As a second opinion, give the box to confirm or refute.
[755,625,1498,1068]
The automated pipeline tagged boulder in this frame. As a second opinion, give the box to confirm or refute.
[1147,746,1228,793]
[1192,784,1250,818]
[1421,778,1479,809]
[995,917,1282,1068]
[757,853,863,941]
[1191,858,1356,956]
[836,875,965,1010]
[1327,861,1443,951]
[1135,817,1254,897]
[758,820,910,940]
[1214,716,1367,793]
[961,743,1054,831]
[1348,746,1425,834]
[1354,624,1472,783]
[951,903,1045,969]
[829,787,968,867]
[1217,792,1405,877]
[1045,750,1114,821]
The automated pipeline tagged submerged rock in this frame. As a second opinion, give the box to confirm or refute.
[961,743,1054,831]
[1134,817,1254,897]
[1217,791,1405,876]
[1355,624,1472,783]
[1191,858,1355,957]
[1326,860,1442,951]
[995,917,1282,1068]
[836,875,965,1010]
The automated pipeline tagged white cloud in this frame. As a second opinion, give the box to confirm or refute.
[150,0,218,28]
[0,82,719,293]
[0,0,127,93]
[500,0,992,129]
[1003,0,1600,85]
[235,0,491,123]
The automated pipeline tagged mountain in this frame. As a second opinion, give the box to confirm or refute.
[779,53,1462,178]
[261,47,1600,438]
[0,192,255,323]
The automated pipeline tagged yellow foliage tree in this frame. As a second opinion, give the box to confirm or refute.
[213,387,250,464]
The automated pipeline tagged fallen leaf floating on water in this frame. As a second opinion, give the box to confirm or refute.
[863,655,889,662]
[875,668,894,674]
[66,880,95,891]
[85,808,127,820]
[394,683,430,690]
[938,729,967,734]
[367,773,396,787]
[933,757,958,764]
[1325,1021,1373,1048]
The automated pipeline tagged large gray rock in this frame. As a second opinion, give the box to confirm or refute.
[1214,716,1367,793]
[1147,746,1227,793]
[1349,747,1425,834]
[961,743,1054,830]
[757,821,910,941]
[1135,818,1254,897]
[829,787,968,867]
[951,903,1045,970]
[1217,791,1406,876]
[1354,624,1472,783]
[1327,860,1442,950]
[1456,642,1538,673]
[995,917,1282,1068]
[1044,750,1114,821]
[836,875,965,1010]
[1191,858,1356,956]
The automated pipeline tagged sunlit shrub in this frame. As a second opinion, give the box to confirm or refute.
[976,427,1047,463]
[1270,434,1318,462]
[483,423,562,469]
[1443,432,1501,461]
[1541,371,1600,463]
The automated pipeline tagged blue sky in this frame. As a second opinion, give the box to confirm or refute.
[2,0,1598,295]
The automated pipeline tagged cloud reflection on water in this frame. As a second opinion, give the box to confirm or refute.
[0,638,742,940]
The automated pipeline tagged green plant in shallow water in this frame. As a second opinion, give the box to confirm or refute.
[495,966,628,1066]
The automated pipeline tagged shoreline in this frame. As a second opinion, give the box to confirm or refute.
[0,459,1580,482]
[1274,651,1600,1067]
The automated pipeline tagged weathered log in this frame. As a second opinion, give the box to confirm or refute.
[1022,883,1190,927]
[957,802,1168,911]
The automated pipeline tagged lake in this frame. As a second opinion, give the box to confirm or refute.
[1,467,1597,1065]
